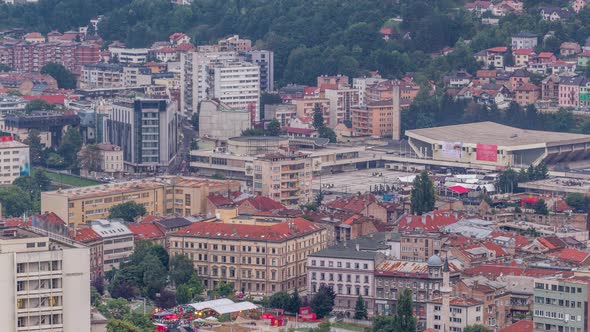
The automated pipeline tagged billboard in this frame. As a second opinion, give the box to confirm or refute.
[19,148,30,176]
[441,141,462,160]
[476,143,498,162]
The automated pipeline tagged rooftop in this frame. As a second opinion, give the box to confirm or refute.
[128,223,166,240]
[406,121,590,147]
[73,227,102,243]
[90,219,132,238]
[376,259,462,276]
[174,217,324,242]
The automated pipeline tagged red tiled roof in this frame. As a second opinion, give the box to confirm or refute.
[514,83,539,91]
[513,48,535,56]
[74,227,102,243]
[482,241,509,257]
[169,32,187,41]
[4,218,31,228]
[464,264,560,278]
[476,70,497,78]
[155,47,177,53]
[549,248,590,264]
[23,95,67,105]
[379,28,393,35]
[208,194,233,207]
[138,215,164,224]
[24,32,43,39]
[238,196,285,212]
[499,320,533,332]
[490,231,529,248]
[537,52,555,58]
[35,212,65,226]
[283,127,316,135]
[176,43,195,52]
[175,217,323,241]
[537,236,565,250]
[488,46,508,53]
[128,223,166,240]
[396,210,460,232]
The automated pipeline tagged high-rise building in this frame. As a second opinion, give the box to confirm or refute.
[0,222,90,331]
[180,51,260,120]
[240,50,274,92]
[324,87,360,127]
[103,96,178,173]
[533,277,590,332]
[252,152,313,207]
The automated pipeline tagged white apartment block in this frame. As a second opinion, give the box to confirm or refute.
[80,64,123,89]
[353,76,387,107]
[91,220,134,272]
[0,225,90,332]
[181,51,260,120]
[0,137,29,184]
[108,47,149,64]
[325,88,360,127]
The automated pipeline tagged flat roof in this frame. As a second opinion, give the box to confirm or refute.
[406,122,590,147]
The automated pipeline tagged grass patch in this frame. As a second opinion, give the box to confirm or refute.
[132,302,156,315]
[32,169,101,187]
[331,321,367,331]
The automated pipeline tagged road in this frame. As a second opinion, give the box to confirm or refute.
[168,120,197,175]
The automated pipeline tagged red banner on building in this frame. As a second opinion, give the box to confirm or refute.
[476,144,498,162]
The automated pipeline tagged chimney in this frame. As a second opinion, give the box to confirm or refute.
[391,83,401,141]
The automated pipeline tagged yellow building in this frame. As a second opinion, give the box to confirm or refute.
[253,153,313,207]
[168,217,327,296]
[40,176,241,227]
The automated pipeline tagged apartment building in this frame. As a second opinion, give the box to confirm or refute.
[103,96,178,173]
[91,220,134,271]
[240,50,274,92]
[0,41,99,72]
[292,98,330,124]
[325,88,360,127]
[558,76,587,108]
[218,35,252,52]
[308,246,385,317]
[0,136,29,184]
[73,227,104,282]
[96,143,124,175]
[122,66,152,87]
[399,231,444,262]
[108,47,149,64]
[511,32,538,50]
[351,100,395,138]
[353,76,387,106]
[168,217,327,296]
[264,104,297,126]
[252,152,313,207]
[0,95,27,115]
[426,297,485,331]
[0,224,90,332]
[40,176,242,226]
[80,63,123,89]
[533,277,590,332]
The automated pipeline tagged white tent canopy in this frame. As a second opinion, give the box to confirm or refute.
[189,299,258,315]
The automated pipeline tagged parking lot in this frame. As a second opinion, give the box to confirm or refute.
[313,168,414,196]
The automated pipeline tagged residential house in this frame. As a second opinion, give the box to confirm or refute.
[395,210,461,233]
[548,248,590,266]
[558,76,587,108]
[512,32,538,50]
[464,1,494,16]
[539,6,572,21]
[426,297,484,332]
[476,70,498,84]
[236,196,286,215]
[127,222,166,246]
[325,193,395,224]
[90,219,134,272]
[443,70,473,89]
[455,276,511,329]
[549,60,577,75]
[541,74,560,102]
[513,48,536,67]
[399,231,444,262]
[560,42,582,57]
[23,32,45,43]
[514,83,540,106]
[509,69,531,89]
[475,47,509,68]
[536,52,557,63]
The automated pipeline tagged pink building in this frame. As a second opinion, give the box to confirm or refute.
[558,76,587,108]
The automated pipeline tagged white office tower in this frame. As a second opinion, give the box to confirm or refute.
[0,224,91,331]
[181,51,260,121]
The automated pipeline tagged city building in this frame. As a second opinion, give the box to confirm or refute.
[168,217,327,296]
[0,41,99,72]
[514,83,541,106]
[73,227,104,282]
[90,219,134,271]
[264,104,297,126]
[96,143,124,176]
[0,95,27,115]
[103,96,178,173]
[325,87,360,127]
[252,152,313,207]
[240,50,274,92]
[198,99,251,139]
[218,35,252,52]
[292,98,330,124]
[533,277,590,332]
[559,76,587,108]
[108,47,149,64]
[0,136,29,184]
[426,297,485,331]
[350,100,395,138]
[353,76,387,107]
[307,245,385,317]
[399,231,444,262]
[512,32,538,50]
[40,176,242,226]
[0,111,80,148]
[0,223,90,331]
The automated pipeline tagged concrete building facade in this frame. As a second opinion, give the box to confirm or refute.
[325,88,360,127]
[90,220,134,272]
[533,277,590,332]
[0,137,29,184]
[198,99,251,139]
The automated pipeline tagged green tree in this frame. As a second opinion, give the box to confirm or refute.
[25,99,53,113]
[46,152,66,169]
[58,126,83,166]
[79,144,103,173]
[91,286,101,306]
[0,186,33,217]
[496,167,519,193]
[267,118,282,136]
[105,298,130,319]
[41,62,77,89]
[371,315,396,332]
[108,201,147,222]
[354,295,368,320]
[106,319,141,332]
[175,274,204,304]
[317,320,331,332]
[312,103,325,130]
[288,288,301,313]
[214,281,235,298]
[141,254,167,296]
[318,127,337,143]
[395,288,416,332]
[24,130,45,166]
[464,325,491,332]
[310,285,335,318]
[534,199,549,215]
[410,170,435,215]
[169,254,195,286]
[269,291,291,310]
[565,193,589,211]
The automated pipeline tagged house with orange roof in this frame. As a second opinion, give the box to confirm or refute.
[127,222,166,246]
[169,32,190,47]
[236,196,286,215]
[23,32,45,44]
[475,47,509,68]
[395,210,461,232]
[513,48,536,66]
[325,193,396,223]
[548,248,590,266]
[514,83,540,106]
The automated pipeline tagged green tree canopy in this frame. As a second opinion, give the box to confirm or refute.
[269,291,291,311]
[354,295,368,320]
[410,170,435,215]
[25,99,53,113]
[310,285,335,318]
[108,201,147,222]
[41,62,76,89]
[288,288,301,314]
[169,254,195,286]
[79,144,103,172]
[267,118,282,136]
[0,186,33,217]
[214,281,235,298]
[106,319,141,332]
[566,193,589,211]
[57,126,83,167]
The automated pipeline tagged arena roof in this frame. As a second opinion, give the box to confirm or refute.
[406,122,590,147]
